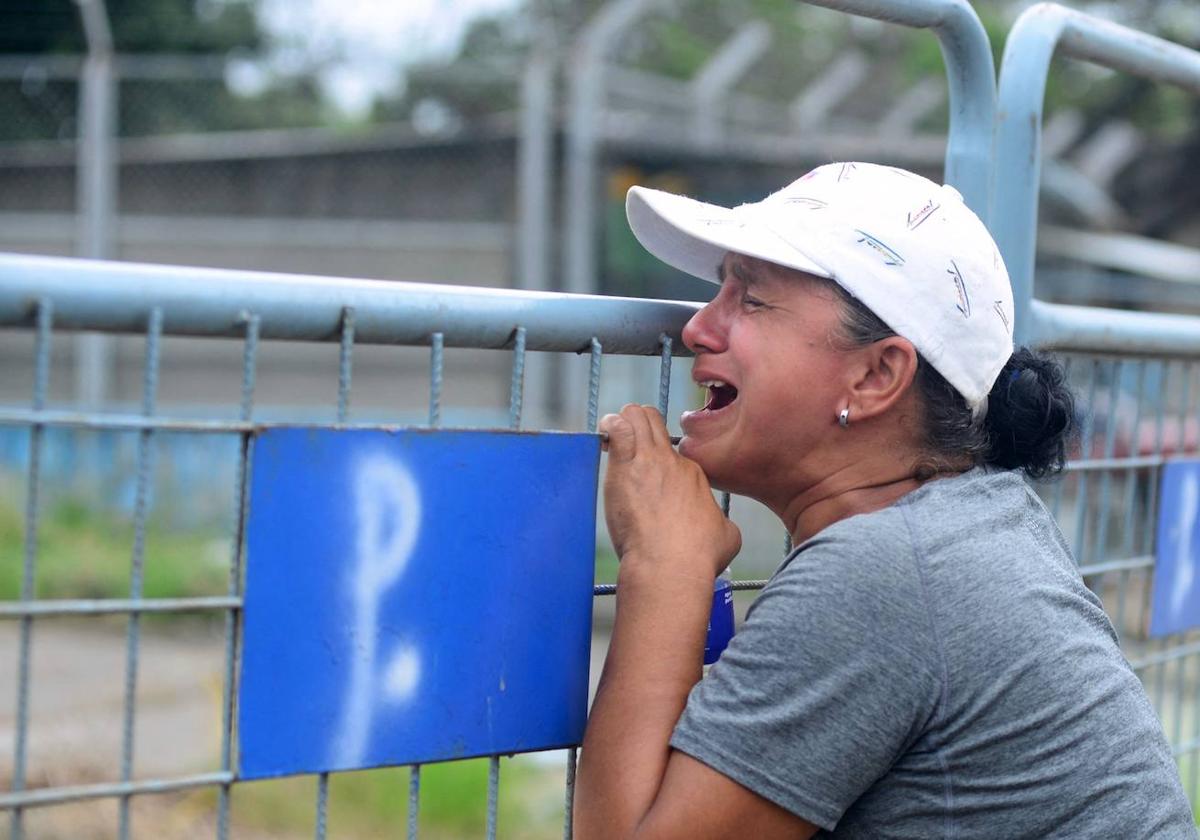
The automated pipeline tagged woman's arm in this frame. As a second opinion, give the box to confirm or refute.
[572,405,816,840]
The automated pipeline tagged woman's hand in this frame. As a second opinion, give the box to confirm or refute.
[600,404,741,578]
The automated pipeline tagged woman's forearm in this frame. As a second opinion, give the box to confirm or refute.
[574,559,713,838]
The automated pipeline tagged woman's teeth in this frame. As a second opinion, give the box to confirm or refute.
[698,380,738,411]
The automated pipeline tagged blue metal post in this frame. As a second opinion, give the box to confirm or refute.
[800,0,997,220]
[993,3,1200,346]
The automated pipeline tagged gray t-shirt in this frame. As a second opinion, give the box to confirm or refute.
[671,468,1195,838]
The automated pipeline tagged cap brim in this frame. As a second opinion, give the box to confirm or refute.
[626,185,831,284]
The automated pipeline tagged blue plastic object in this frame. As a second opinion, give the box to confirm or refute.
[1150,459,1200,638]
[238,427,600,779]
[703,575,735,665]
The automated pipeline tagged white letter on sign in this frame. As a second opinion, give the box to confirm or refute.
[332,452,422,768]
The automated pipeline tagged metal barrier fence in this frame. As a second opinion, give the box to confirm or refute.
[3,0,1200,837]
[0,251,702,840]
[993,1,1200,801]
[1035,354,1200,787]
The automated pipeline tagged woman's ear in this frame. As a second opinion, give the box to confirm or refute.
[848,337,919,421]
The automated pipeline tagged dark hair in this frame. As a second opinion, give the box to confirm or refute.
[831,286,1075,480]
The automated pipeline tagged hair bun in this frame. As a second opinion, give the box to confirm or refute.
[984,348,1076,479]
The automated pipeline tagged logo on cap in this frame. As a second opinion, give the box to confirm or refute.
[948,260,971,317]
[906,199,939,230]
[854,230,904,266]
[783,196,828,209]
[993,300,1010,332]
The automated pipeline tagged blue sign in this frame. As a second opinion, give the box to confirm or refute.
[238,428,600,779]
[1151,459,1200,637]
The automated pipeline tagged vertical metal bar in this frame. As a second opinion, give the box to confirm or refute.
[1050,356,1074,521]
[1183,362,1198,456]
[567,337,603,840]
[518,41,554,298]
[1090,359,1122,600]
[1071,359,1102,564]
[1172,366,1199,753]
[1187,363,1200,800]
[657,334,672,417]
[337,306,355,423]
[408,764,421,840]
[315,774,329,840]
[1191,653,1200,800]
[516,24,557,432]
[1172,649,1189,754]
[406,333,446,837]
[722,490,734,570]
[563,748,578,840]
[314,308,355,836]
[117,306,163,840]
[1114,359,1147,638]
[1178,362,1193,457]
[74,0,116,410]
[587,338,602,433]
[1138,360,1169,639]
[486,756,500,840]
[565,0,657,299]
[217,313,260,840]
[11,298,52,840]
[429,332,444,428]
[510,326,527,430]
[1150,361,1174,715]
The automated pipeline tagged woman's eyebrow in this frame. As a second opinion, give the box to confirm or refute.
[730,259,763,288]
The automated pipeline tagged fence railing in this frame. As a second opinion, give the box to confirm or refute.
[0,252,700,840]
[993,2,1200,350]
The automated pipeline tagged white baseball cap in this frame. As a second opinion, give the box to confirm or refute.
[625,161,1015,416]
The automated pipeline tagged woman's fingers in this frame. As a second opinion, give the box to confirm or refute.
[614,404,672,452]
[601,403,739,574]
[600,412,636,462]
[617,403,656,445]
[638,405,672,448]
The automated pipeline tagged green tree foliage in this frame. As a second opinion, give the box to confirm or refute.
[375,0,991,131]
[0,0,261,54]
[0,0,324,141]
[377,0,1196,142]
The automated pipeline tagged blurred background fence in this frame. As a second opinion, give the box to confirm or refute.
[3,0,1200,837]
[4,0,1196,564]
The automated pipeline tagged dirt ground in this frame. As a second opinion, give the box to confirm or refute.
[0,619,228,838]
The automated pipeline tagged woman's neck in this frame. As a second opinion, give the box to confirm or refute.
[778,462,961,546]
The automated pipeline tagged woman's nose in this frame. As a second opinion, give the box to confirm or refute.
[682,298,728,355]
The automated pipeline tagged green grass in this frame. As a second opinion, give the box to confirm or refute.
[186,756,568,839]
[0,494,229,601]
[594,545,619,586]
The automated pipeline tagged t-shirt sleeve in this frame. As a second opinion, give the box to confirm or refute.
[669,513,943,831]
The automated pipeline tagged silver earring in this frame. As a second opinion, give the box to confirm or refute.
[838,408,850,428]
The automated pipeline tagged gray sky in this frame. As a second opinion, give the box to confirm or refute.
[258,0,522,115]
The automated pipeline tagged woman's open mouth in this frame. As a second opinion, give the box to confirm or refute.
[681,379,739,433]
[700,379,739,411]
